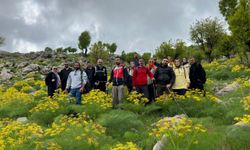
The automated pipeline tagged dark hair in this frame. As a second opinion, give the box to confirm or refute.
[115,56,121,59]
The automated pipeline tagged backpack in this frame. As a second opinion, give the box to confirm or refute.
[80,70,91,94]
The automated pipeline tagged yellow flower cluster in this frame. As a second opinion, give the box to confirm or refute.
[83,89,112,108]
[235,78,250,88]
[150,117,206,138]
[241,94,250,110]
[155,89,220,103]
[30,97,60,113]
[203,61,227,71]
[30,90,68,113]
[110,142,139,150]
[234,115,250,125]
[231,64,250,72]
[0,120,44,149]
[127,91,149,105]
[150,117,206,148]
[0,87,33,107]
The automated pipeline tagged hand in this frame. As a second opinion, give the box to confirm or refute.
[80,87,85,93]
[106,82,110,87]
[51,79,55,82]
[152,78,155,81]
[94,82,99,85]
[133,86,136,90]
[64,90,68,94]
[186,83,190,88]
[166,84,171,89]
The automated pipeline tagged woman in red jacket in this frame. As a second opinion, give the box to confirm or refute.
[132,58,154,99]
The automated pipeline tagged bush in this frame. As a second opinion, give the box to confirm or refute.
[97,110,144,139]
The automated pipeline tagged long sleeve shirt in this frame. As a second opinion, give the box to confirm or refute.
[66,69,88,89]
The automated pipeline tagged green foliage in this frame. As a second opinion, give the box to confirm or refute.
[190,17,225,62]
[120,51,139,63]
[44,47,53,53]
[89,41,109,64]
[219,0,238,20]
[78,31,91,56]
[216,34,236,58]
[155,40,186,60]
[106,43,117,54]
[97,110,144,138]
[142,52,151,62]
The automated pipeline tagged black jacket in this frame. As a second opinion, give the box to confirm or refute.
[45,72,59,88]
[59,68,72,82]
[94,65,107,82]
[189,62,206,84]
[154,65,176,85]
[85,67,95,86]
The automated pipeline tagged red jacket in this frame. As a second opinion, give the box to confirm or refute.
[132,66,154,86]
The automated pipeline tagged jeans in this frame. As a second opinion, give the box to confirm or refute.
[173,89,187,95]
[147,84,155,103]
[69,88,82,105]
[136,85,149,99]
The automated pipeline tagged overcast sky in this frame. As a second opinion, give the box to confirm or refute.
[0,0,224,54]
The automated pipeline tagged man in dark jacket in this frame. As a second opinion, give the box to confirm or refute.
[45,67,61,97]
[154,58,176,97]
[93,59,107,92]
[59,63,72,91]
[133,52,139,67]
[189,57,206,91]
[85,62,95,90]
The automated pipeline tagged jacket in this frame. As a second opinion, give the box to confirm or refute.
[45,72,60,89]
[132,66,154,86]
[93,65,107,82]
[154,65,176,86]
[109,65,128,86]
[172,66,190,89]
[189,62,206,84]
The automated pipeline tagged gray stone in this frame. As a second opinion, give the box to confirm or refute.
[0,68,13,80]
[216,82,240,96]
[22,64,41,74]
[17,117,28,124]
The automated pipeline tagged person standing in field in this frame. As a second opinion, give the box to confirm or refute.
[93,59,107,92]
[59,63,72,91]
[147,58,157,103]
[45,67,61,97]
[172,59,190,95]
[85,61,95,90]
[106,56,128,107]
[154,58,176,97]
[65,62,88,105]
[189,57,206,91]
[127,61,135,93]
[132,58,155,99]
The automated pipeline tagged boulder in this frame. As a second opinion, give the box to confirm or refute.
[0,68,13,80]
[17,61,29,68]
[22,64,41,74]
[17,117,28,124]
[216,82,240,96]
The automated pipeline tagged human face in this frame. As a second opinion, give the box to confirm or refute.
[174,60,181,67]
[115,58,121,65]
[64,64,69,68]
[139,59,144,66]
[162,59,168,65]
[189,58,195,65]
[52,67,58,73]
[97,59,103,66]
[74,63,80,70]
[130,61,135,68]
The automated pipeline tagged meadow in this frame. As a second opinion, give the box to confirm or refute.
[0,57,250,150]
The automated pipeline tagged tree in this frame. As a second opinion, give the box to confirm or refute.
[56,47,64,53]
[220,0,250,64]
[89,41,109,64]
[107,43,117,54]
[78,31,91,56]
[44,47,53,53]
[68,47,77,54]
[142,52,151,62]
[0,36,4,46]
[190,17,225,62]
[155,40,186,60]
[219,0,238,20]
[217,34,236,58]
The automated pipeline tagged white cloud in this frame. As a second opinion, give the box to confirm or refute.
[12,39,40,52]
[18,0,44,25]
